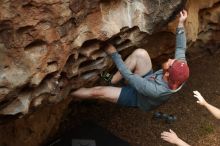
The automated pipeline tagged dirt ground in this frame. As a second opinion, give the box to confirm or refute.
[58,52,220,146]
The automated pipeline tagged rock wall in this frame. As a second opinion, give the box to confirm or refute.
[187,0,220,58]
[0,0,220,146]
[0,0,186,116]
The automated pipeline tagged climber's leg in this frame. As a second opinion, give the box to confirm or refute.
[111,48,152,84]
[72,86,121,103]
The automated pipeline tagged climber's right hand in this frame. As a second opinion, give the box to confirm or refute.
[103,42,117,55]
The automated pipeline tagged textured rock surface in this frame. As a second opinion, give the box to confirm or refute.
[0,0,220,146]
[0,0,185,116]
[186,0,220,59]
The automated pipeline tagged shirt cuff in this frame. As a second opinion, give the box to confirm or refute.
[176,27,185,34]
[110,52,119,58]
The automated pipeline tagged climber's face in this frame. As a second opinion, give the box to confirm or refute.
[162,58,175,74]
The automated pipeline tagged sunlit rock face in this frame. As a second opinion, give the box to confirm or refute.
[186,0,220,58]
[0,0,220,146]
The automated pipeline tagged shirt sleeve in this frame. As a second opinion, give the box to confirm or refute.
[175,27,187,61]
[111,52,159,97]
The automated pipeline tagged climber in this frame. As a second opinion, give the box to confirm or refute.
[72,10,189,111]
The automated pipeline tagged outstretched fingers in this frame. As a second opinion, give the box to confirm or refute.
[193,90,207,105]
[182,10,187,15]
[169,129,176,134]
[193,91,201,98]
[180,11,183,17]
[161,131,171,137]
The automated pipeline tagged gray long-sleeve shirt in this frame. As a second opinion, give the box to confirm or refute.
[111,27,187,111]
